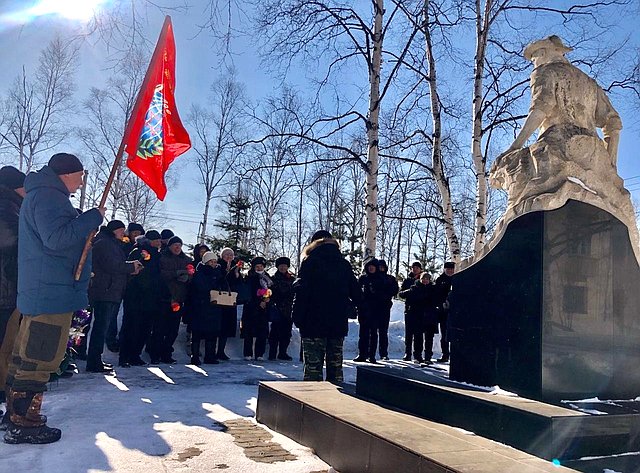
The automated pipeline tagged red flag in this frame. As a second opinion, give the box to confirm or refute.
[124,16,190,201]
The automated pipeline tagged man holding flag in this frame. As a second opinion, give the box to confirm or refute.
[4,16,190,445]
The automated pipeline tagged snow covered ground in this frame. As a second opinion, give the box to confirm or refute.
[0,301,446,473]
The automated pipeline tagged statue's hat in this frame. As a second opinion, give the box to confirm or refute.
[523,35,573,60]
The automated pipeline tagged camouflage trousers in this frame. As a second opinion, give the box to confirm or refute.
[0,308,21,391]
[6,312,72,393]
[302,337,344,384]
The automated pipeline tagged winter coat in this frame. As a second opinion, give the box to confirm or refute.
[270,270,295,321]
[0,186,22,310]
[89,230,136,303]
[435,273,453,309]
[241,270,272,338]
[399,274,418,314]
[160,249,194,304]
[217,258,242,337]
[17,166,103,315]
[358,271,390,322]
[124,239,168,313]
[380,272,399,308]
[292,237,361,338]
[399,280,439,330]
[189,263,224,336]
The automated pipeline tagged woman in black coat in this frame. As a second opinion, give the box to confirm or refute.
[241,257,272,360]
[215,247,243,360]
[189,252,225,365]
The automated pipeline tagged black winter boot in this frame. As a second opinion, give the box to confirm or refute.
[203,341,219,364]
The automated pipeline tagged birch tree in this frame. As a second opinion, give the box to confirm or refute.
[0,37,78,171]
[187,72,245,243]
[255,0,424,260]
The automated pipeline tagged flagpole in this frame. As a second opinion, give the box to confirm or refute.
[74,16,173,281]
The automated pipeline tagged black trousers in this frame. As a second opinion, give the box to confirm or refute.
[404,316,425,360]
[119,309,155,363]
[358,317,378,359]
[378,309,391,358]
[243,337,266,359]
[268,318,293,358]
[439,310,450,357]
[149,306,182,360]
[87,301,120,368]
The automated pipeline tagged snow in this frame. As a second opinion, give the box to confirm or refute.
[567,176,598,194]
[0,300,445,473]
[3,299,634,471]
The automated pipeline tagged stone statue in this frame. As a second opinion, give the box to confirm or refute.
[489,35,640,263]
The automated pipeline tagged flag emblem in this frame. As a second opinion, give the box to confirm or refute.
[137,85,166,160]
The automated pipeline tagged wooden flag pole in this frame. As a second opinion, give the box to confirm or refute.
[74,139,127,281]
[73,16,173,281]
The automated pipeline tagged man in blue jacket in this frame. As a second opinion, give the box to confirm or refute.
[4,153,104,445]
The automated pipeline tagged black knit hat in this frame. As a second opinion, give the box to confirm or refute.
[48,153,84,175]
[251,256,267,268]
[0,166,26,190]
[106,220,126,232]
[378,259,388,269]
[167,236,183,247]
[127,222,145,234]
[161,229,174,240]
[444,261,455,269]
[411,261,423,269]
[145,230,161,241]
[275,257,290,267]
[311,230,332,241]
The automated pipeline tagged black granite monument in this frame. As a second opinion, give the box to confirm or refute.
[448,199,640,401]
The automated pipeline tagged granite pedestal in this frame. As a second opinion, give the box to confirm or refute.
[449,200,640,400]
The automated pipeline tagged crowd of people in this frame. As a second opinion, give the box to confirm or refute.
[0,153,454,446]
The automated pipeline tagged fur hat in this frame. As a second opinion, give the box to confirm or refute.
[48,153,84,175]
[167,235,183,247]
[145,230,161,241]
[251,256,267,268]
[127,222,145,234]
[106,220,125,232]
[275,256,290,267]
[0,166,26,190]
[160,229,174,240]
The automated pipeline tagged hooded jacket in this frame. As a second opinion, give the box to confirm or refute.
[292,237,360,338]
[17,165,103,315]
[0,185,22,310]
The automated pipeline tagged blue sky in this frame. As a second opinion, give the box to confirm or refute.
[0,0,639,245]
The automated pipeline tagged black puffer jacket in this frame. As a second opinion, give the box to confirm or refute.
[292,238,361,338]
[89,230,136,303]
[0,186,22,310]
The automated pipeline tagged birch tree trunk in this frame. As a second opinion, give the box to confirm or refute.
[200,195,211,243]
[423,0,461,264]
[471,0,492,254]
[363,0,384,261]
